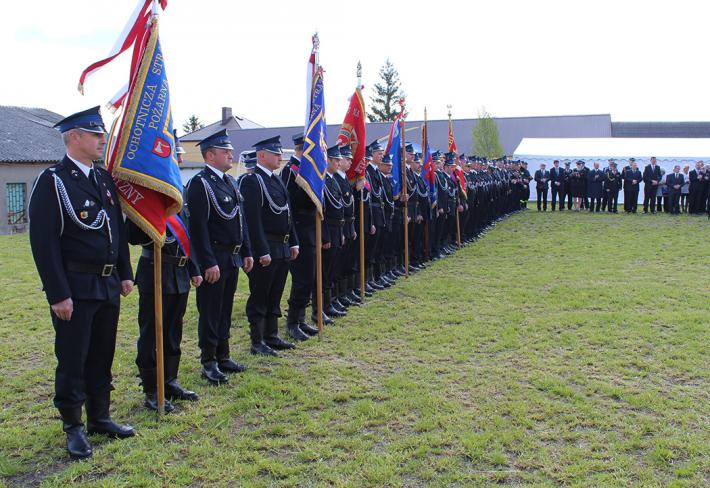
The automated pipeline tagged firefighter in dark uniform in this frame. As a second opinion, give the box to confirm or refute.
[128,135,201,412]
[377,152,397,285]
[186,129,252,385]
[282,134,324,334]
[604,160,622,213]
[354,147,374,298]
[241,136,299,357]
[364,140,387,290]
[319,144,347,318]
[333,144,362,307]
[403,146,422,271]
[29,106,135,460]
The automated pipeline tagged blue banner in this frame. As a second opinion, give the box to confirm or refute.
[297,73,328,216]
[388,119,403,199]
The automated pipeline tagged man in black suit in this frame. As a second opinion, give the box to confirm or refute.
[587,161,604,212]
[666,165,685,215]
[281,134,321,338]
[643,157,662,214]
[241,136,299,357]
[186,129,253,385]
[604,161,622,213]
[29,107,135,459]
[364,140,388,289]
[549,160,564,211]
[534,163,549,211]
[624,160,642,213]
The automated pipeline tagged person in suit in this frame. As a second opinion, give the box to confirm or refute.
[666,165,684,215]
[643,156,662,213]
[240,136,299,357]
[581,161,591,210]
[29,107,135,459]
[281,134,321,339]
[562,161,573,209]
[688,161,706,214]
[186,129,253,385]
[604,161,622,213]
[549,160,564,211]
[624,160,642,213]
[681,165,690,212]
[364,140,387,290]
[534,163,549,211]
[127,135,202,412]
[587,161,604,212]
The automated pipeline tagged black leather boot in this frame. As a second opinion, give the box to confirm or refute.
[250,319,279,356]
[265,316,295,350]
[217,339,247,373]
[139,367,175,413]
[85,392,135,439]
[201,347,228,385]
[297,308,319,336]
[164,355,198,402]
[59,407,92,460]
[286,307,310,341]
[325,289,346,317]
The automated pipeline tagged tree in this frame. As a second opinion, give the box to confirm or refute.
[367,59,405,122]
[472,108,504,159]
[182,115,204,134]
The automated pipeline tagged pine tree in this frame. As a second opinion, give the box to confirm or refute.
[182,115,204,135]
[368,59,405,122]
[472,108,504,158]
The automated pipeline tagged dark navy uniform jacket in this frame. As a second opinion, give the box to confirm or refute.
[282,156,317,247]
[29,156,133,304]
[240,165,298,260]
[333,172,356,239]
[186,166,251,270]
[322,173,345,248]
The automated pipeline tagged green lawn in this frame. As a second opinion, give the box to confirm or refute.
[1,211,709,487]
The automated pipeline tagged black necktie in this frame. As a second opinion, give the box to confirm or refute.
[88,168,100,193]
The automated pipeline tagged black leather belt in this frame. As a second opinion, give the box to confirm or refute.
[346,217,355,222]
[212,242,242,254]
[265,233,289,244]
[141,249,188,267]
[370,203,381,208]
[325,218,345,226]
[65,261,115,277]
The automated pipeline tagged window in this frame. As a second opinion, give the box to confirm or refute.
[7,183,27,224]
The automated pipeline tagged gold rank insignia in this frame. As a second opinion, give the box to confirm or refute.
[80,211,88,219]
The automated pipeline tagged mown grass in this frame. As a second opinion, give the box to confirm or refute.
[0,211,708,487]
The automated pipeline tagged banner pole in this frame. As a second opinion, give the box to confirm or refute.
[359,191,365,300]
[401,115,409,278]
[153,242,165,415]
[315,214,324,337]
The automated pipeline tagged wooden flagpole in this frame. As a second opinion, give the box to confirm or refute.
[153,242,165,414]
[357,62,366,300]
[315,214,324,337]
[400,100,409,278]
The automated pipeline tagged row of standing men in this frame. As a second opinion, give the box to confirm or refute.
[532,158,710,215]
[28,107,526,460]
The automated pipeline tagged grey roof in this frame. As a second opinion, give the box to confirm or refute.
[181,114,264,141]
[0,106,65,163]
[198,113,612,160]
[612,122,710,138]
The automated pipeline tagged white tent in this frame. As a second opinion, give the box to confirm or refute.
[512,138,709,203]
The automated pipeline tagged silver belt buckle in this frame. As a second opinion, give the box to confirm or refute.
[232,244,241,254]
[101,264,114,277]
[283,234,289,244]
[177,256,188,267]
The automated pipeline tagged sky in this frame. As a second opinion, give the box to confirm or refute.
[3,0,710,133]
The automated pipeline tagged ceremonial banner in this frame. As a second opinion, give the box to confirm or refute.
[447,113,458,154]
[454,165,467,198]
[386,115,404,199]
[421,117,437,207]
[337,87,367,183]
[108,18,184,244]
[297,71,328,216]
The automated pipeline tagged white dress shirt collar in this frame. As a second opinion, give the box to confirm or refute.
[67,154,93,177]
[256,163,273,177]
[206,164,225,179]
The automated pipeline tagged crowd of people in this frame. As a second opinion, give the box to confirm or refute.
[532,158,710,215]
[28,106,533,460]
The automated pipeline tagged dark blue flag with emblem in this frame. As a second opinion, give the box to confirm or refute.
[387,115,404,199]
[297,70,328,216]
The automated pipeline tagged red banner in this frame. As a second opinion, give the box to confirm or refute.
[337,87,367,183]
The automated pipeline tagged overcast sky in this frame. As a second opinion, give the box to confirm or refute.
[3,0,710,133]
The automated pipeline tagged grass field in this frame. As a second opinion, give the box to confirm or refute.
[0,211,709,487]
